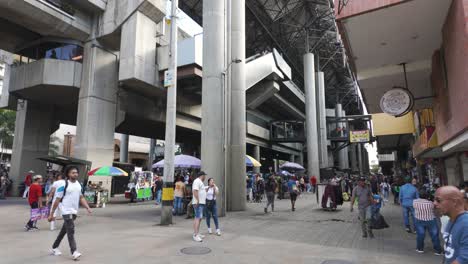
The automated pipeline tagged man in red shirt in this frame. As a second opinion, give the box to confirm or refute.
[25,175,43,231]
[310,175,317,194]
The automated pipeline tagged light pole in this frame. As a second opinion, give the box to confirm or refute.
[161,0,178,225]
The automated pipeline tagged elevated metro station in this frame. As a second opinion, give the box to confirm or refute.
[0,0,372,211]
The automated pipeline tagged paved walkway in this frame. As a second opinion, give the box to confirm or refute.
[0,193,443,264]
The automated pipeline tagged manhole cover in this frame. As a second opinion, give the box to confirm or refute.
[180,246,212,255]
[321,260,354,264]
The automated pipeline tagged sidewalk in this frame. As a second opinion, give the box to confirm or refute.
[0,194,443,264]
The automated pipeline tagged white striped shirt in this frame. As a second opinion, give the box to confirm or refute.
[413,198,435,221]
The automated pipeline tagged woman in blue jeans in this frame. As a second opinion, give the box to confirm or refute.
[412,190,442,254]
[205,178,221,236]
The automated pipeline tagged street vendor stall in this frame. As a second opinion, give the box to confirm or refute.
[87,166,128,207]
[125,171,153,202]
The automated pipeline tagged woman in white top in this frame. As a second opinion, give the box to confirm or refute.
[205,178,221,236]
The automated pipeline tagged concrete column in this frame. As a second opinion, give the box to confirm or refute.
[350,144,358,172]
[299,151,304,166]
[201,0,226,215]
[253,145,260,173]
[357,144,363,174]
[335,104,348,170]
[119,134,129,163]
[228,0,247,211]
[9,101,58,196]
[290,154,295,162]
[316,72,328,168]
[74,42,118,169]
[304,53,320,181]
[149,139,156,165]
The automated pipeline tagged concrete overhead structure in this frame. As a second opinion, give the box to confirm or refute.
[304,53,320,180]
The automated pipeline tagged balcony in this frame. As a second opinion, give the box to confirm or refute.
[9,59,82,106]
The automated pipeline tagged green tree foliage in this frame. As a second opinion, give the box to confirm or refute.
[49,135,62,156]
[0,109,16,151]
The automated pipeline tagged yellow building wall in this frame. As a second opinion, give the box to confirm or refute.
[372,112,415,136]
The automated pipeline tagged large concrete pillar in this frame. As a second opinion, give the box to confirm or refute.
[253,145,260,173]
[335,104,348,170]
[201,0,226,215]
[228,0,246,211]
[119,134,129,163]
[9,101,58,196]
[299,151,304,166]
[304,53,320,181]
[74,42,118,169]
[350,144,358,172]
[316,72,328,168]
[290,154,295,162]
[357,144,363,174]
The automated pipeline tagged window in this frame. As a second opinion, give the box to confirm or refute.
[15,42,83,65]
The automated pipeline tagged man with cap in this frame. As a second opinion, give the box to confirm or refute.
[23,170,34,198]
[25,175,43,231]
[350,177,374,238]
[192,171,207,242]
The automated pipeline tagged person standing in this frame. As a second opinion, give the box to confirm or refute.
[48,166,92,260]
[0,173,10,199]
[23,170,34,198]
[350,177,374,238]
[47,174,65,230]
[433,186,468,264]
[154,176,163,205]
[264,176,277,213]
[288,176,299,211]
[205,178,221,236]
[399,178,419,233]
[413,190,442,255]
[173,176,186,216]
[24,175,43,231]
[380,180,390,202]
[246,176,252,201]
[192,171,207,242]
[310,175,317,194]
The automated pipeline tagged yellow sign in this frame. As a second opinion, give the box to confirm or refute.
[349,130,370,143]
[162,187,174,201]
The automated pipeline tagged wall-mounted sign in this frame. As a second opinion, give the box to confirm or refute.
[380,88,414,116]
[164,70,173,88]
[349,130,370,143]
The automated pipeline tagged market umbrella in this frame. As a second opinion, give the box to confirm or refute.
[152,154,201,169]
[245,155,262,167]
[279,170,293,177]
[279,162,305,171]
[88,166,128,177]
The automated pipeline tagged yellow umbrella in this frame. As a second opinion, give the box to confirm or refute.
[246,155,262,167]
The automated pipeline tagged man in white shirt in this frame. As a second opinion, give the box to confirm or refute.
[192,171,207,242]
[47,174,65,231]
[48,166,92,261]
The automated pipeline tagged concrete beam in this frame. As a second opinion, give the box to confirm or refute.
[246,81,280,109]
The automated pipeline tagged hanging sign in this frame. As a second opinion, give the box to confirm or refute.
[380,88,414,116]
[349,130,370,143]
[164,70,173,88]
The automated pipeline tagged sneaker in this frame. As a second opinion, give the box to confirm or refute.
[198,234,206,239]
[416,249,424,254]
[406,228,412,233]
[24,225,31,231]
[434,252,443,256]
[72,251,82,260]
[208,228,212,234]
[193,234,203,242]
[216,229,221,236]
[50,248,62,256]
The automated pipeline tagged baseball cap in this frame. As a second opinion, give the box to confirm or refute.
[33,175,42,180]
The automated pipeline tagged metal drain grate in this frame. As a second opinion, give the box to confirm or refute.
[180,246,212,255]
[321,260,354,264]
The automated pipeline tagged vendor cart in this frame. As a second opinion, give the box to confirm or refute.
[125,171,153,202]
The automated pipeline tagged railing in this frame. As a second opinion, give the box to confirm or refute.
[38,0,76,17]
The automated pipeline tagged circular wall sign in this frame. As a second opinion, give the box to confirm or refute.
[380,88,414,116]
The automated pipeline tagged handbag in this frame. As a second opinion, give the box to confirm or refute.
[30,206,50,221]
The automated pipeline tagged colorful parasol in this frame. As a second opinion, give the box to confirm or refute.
[152,154,202,169]
[279,162,305,171]
[245,155,262,167]
[88,166,128,177]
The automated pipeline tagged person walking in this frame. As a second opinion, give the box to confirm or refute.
[47,174,65,230]
[310,175,317,194]
[350,177,374,238]
[433,186,468,264]
[48,166,92,260]
[246,176,252,201]
[205,178,221,236]
[264,176,277,213]
[192,171,207,242]
[23,170,34,198]
[399,178,419,233]
[380,180,391,202]
[288,176,299,211]
[173,176,186,216]
[413,190,443,255]
[154,176,163,205]
[24,175,43,231]
[0,173,10,199]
